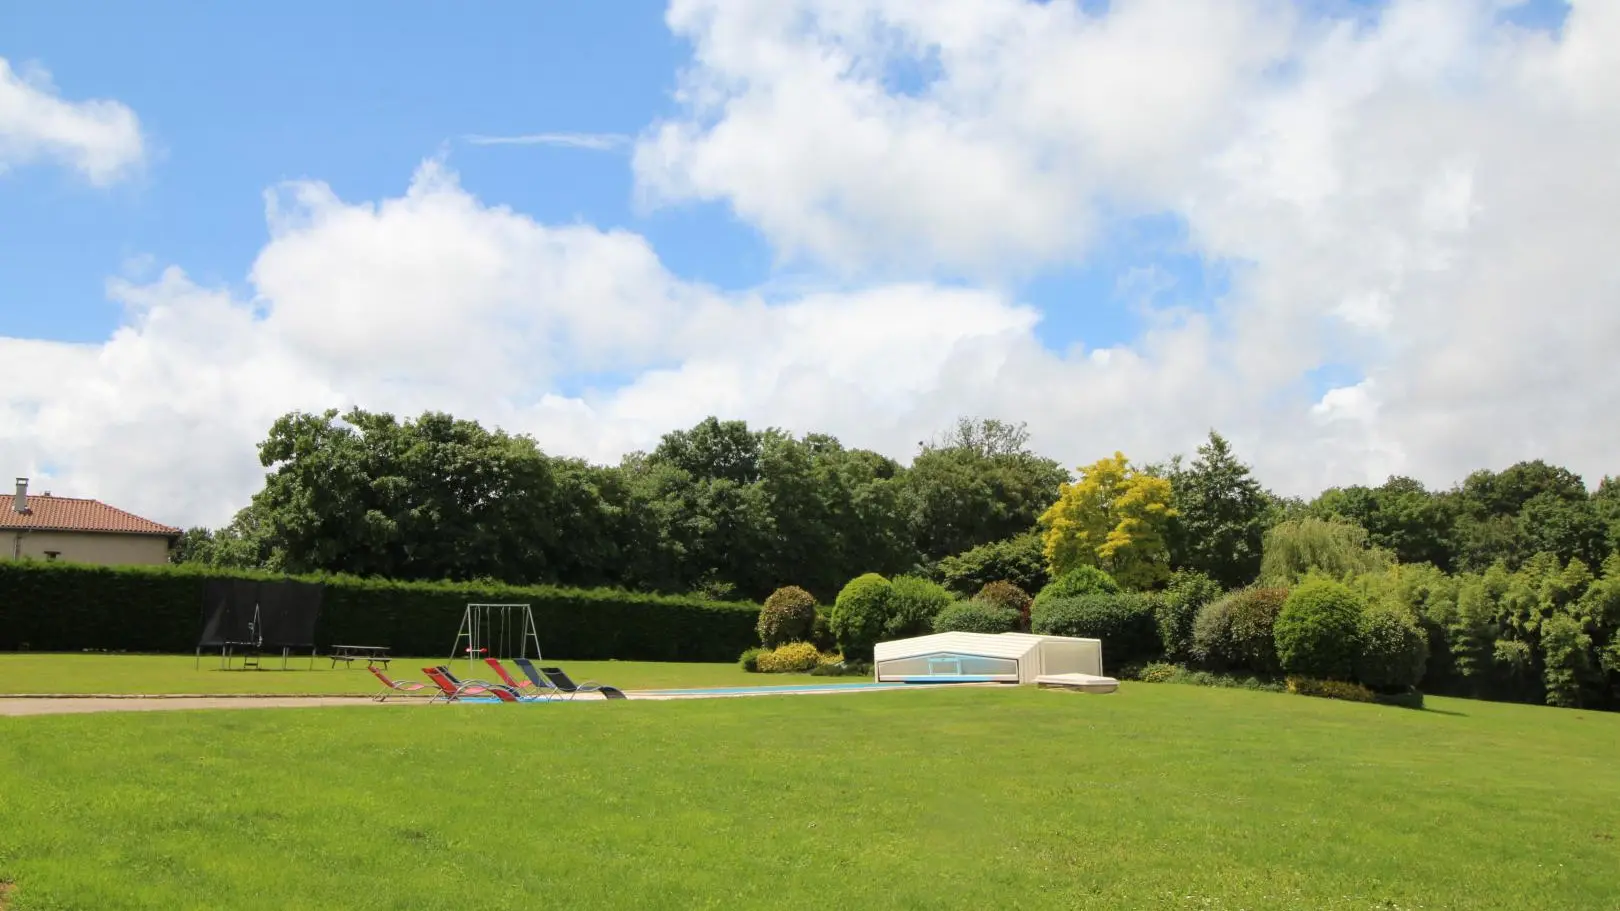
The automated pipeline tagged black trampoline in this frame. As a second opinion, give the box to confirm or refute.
[196,579,325,670]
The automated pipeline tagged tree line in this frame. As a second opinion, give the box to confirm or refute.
[177,408,1620,608]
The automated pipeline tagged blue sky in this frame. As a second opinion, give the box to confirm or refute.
[0,0,1204,355]
[2,0,1609,525]
[0,0,1572,356]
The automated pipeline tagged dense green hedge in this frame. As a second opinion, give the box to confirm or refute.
[0,561,758,662]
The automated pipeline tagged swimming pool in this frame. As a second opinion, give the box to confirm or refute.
[453,678,1001,702]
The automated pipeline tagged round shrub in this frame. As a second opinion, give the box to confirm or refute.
[1190,595,1239,671]
[1275,578,1365,680]
[757,585,818,648]
[738,646,767,672]
[932,600,1021,634]
[1031,593,1161,666]
[1156,570,1224,662]
[885,574,955,638]
[755,642,823,673]
[976,580,1033,614]
[1225,587,1290,675]
[1035,566,1121,608]
[976,581,1033,631]
[830,573,892,660]
[1354,604,1428,691]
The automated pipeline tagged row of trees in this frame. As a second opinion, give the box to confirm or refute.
[177,408,1620,609]
[176,410,1067,602]
[171,406,1620,709]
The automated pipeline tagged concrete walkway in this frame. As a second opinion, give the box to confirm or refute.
[1,682,998,716]
[0,696,395,716]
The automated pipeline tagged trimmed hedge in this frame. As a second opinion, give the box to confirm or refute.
[932,600,1021,634]
[1031,593,1161,666]
[0,560,758,662]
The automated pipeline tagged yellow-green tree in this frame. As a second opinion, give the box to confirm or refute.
[1039,452,1175,590]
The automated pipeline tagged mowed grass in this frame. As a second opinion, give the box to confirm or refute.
[2,686,1619,910]
[0,654,838,695]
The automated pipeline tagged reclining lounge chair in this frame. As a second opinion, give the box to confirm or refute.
[513,658,627,700]
[367,666,432,702]
[422,665,525,704]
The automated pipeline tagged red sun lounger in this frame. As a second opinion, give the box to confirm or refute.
[484,657,557,700]
[422,666,522,704]
[367,666,431,702]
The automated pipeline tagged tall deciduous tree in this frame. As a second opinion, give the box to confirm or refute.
[902,418,1069,562]
[1311,477,1457,570]
[1039,452,1175,590]
[1165,431,1269,588]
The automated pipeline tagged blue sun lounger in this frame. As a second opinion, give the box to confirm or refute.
[513,657,627,700]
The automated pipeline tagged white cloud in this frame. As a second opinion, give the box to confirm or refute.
[0,57,144,184]
[5,0,1620,531]
[464,132,630,151]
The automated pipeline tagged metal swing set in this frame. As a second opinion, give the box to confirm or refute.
[449,603,541,677]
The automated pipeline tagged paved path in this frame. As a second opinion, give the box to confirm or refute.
[0,696,394,716]
[1,683,999,716]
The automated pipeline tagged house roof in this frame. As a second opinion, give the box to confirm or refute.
[0,494,181,536]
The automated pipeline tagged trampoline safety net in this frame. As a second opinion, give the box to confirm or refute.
[198,579,325,649]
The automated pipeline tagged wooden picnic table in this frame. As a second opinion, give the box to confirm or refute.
[329,644,391,669]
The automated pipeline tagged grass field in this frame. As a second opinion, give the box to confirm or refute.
[0,654,841,695]
[2,684,1618,909]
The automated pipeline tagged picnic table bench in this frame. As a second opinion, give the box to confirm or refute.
[329,645,391,668]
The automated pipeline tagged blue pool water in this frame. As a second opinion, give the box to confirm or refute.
[453,678,1000,702]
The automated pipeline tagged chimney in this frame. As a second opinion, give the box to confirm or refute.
[13,478,28,515]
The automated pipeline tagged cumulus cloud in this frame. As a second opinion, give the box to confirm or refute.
[0,57,145,184]
[4,0,1620,530]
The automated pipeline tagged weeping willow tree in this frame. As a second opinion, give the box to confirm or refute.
[1259,517,1391,585]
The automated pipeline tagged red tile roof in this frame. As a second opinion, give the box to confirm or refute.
[0,494,180,536]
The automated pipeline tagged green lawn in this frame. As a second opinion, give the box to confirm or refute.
[2,685,1618,909]
[0,653,840,695]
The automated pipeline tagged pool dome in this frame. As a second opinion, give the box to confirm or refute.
[872,632,1119,693]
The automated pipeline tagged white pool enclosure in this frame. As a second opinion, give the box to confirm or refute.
[872,632,1119,693]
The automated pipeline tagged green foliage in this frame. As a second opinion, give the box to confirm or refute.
[1310,477,1457,571]
[739,647,767,672]
[0,560,758,661]
[1225,587,1291,675]
[884,574,955,639]
[975,580,1033,614]
[1190,594,1240,671]
[1165,432,1270,588]
[754,642,824,673]
[1355,604,1429,691]
[1275,578,1365,680]
[1259,517,1390,584]
[756,585,818,647]
[829,573,892,660]
[810,611,837,652]
[902,419,1070,562]
[1155,570,1224,663]
[937,532,1048,596]
[1540,613,1593,708]
[1286,676,1377,703]
[1189,587,1287,674]
[1134,662,1286,692]
[1040,452,1175,590]
[932,600,1021,634]
[975,580,1033,631]
[1034,565,1121,608]
[1030,593,1161,666]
